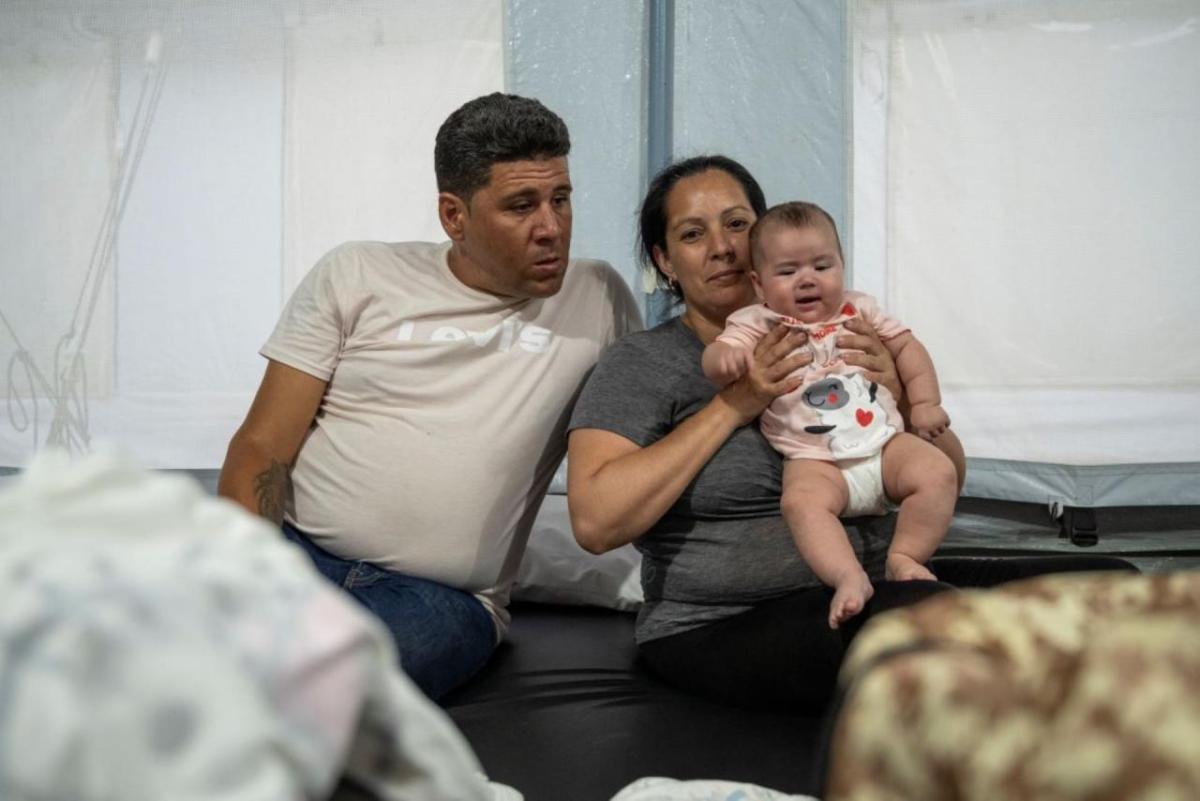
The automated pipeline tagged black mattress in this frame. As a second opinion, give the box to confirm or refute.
[443,602,826,801]
[442,554,1144,800]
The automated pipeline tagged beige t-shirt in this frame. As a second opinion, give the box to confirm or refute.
[261,240,641,636]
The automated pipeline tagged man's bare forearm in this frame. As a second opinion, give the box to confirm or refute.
[218,360,326,526]
[251,458,290,523]
[218,435,292,525]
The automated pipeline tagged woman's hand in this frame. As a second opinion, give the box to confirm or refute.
[837,318,902,403]
[718,324,812,426]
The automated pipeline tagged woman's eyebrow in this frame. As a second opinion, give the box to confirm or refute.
[670,216,705,230]
[670,206,751,230]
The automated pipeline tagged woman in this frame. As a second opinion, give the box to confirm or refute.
[566,155,1129,713]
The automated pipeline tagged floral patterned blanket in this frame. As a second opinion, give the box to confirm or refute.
[827,570,1200,801]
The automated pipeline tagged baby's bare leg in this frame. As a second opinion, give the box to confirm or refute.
[880,433,959,581]
[782,459,873,629]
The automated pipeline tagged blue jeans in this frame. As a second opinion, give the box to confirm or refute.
[282,522,497,700]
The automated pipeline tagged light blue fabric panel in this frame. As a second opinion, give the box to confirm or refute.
[505,0,648,298]
[672,1,850,257]
[966,459,1200,508]
[503,1,1199,508]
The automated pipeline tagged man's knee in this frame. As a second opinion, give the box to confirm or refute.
[356,576,496,699]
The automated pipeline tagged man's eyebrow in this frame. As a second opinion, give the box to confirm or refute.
[499,183,572,203]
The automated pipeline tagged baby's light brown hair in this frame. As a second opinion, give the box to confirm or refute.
[749,201,844,269]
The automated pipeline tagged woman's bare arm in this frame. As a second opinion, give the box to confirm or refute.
[568,326,809,553]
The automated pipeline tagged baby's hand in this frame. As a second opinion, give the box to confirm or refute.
[909,403,950,440]
[712,347,753,385]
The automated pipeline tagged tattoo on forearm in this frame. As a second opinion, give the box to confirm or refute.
[253,459,290,523]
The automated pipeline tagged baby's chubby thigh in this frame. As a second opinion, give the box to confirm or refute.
[781,457,850,519]
[880,432,959,505]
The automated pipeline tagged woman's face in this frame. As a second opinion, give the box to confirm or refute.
[653,169,758,328]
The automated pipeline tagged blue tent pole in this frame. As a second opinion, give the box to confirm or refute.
[647,0,674,177]
[645,0,675,325]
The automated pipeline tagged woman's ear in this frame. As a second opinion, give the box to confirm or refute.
[651,244,674,283]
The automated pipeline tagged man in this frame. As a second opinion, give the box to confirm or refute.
[218,93,641,700]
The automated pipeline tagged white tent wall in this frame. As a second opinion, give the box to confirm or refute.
[852,0,1200,507]
[0,0,503,470]
[509,0,1200,511]
[3,0,1197,513]
[1,26,117,409]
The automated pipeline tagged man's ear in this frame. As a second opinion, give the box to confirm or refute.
[438,192,468,241]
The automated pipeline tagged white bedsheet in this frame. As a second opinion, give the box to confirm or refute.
[0,447,497,801]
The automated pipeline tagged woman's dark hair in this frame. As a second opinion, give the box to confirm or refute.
[637,155,767,303]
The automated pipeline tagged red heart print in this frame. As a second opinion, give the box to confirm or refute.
[841,302,856,316]
[856,408,873,427]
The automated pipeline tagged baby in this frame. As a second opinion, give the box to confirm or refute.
[702,201,958,629]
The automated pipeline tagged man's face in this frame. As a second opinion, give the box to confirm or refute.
[446,157,573,299]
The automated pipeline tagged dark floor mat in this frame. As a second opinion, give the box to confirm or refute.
[444,603,825,801]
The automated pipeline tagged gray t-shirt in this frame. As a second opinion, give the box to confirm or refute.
[569,317,892,643]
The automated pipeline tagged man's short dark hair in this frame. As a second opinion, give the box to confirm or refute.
[749,200,844,267]
[434,93,571,200]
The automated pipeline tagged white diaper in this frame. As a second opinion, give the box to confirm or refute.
[840,451,897,517]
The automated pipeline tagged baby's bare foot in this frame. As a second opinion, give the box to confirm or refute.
[886,552,937,582]
[829,570,874,629]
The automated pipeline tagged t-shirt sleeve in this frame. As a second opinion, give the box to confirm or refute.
[569,335,675,448]
[714,304,768,350]
[259,246,349,381]
[850,291,909,341]
[607,267,644,343]
[585,260,644,345]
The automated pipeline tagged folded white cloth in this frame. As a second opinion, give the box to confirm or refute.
[0,446,503,801]
[611,777,818,801]
[513,494,643,610]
